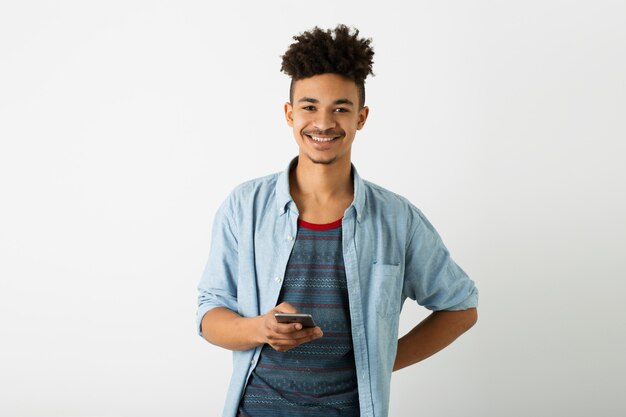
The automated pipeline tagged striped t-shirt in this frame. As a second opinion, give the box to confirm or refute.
[237,218,359,417]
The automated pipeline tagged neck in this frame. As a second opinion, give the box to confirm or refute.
[290,157,353,203]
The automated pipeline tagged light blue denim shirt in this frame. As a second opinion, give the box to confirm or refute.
[197,158,478,417]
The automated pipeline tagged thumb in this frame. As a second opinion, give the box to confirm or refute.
[274,301,298,314]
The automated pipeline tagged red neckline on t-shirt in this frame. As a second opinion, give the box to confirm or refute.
[297,218,343,230]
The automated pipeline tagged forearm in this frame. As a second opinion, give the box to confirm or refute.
[201,303,323,352]
[201,307,263,351]
[393,308,477,372]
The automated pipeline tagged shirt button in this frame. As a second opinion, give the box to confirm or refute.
[274,276,282,283]
[250,359,255,365]
[286,235,294,241]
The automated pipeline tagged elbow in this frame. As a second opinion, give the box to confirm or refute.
[464,307,478,331]
[200,310,219,345]
[449,307,478,334]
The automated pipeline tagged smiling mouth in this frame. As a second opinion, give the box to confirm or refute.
[309,135,337,142]
[304,133,342,143]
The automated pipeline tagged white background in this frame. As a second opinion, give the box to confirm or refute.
[1,1,625,416]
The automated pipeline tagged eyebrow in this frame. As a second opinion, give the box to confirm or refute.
[297,97,354,106]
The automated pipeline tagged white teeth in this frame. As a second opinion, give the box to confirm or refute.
[310,136,336,142]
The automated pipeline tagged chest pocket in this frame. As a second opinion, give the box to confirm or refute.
[372,263,402,317]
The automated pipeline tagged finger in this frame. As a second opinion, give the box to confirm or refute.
[292,327,323,342]
[271,322,304,334]
[271,326,323,341]
[274,301,298,314]
[270,328,323,350]
[269,341,298,352]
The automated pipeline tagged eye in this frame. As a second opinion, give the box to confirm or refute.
[334,108,349,113]
[302,105,316,111]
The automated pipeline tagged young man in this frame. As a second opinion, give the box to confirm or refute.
[197,25,478,417]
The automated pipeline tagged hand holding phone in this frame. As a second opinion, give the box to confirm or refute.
[261,302,322,352]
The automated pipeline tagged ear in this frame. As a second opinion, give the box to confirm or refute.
[284,102,294,127]
[356,106,369,130]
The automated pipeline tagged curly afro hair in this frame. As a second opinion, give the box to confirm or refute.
[281,24,374,108]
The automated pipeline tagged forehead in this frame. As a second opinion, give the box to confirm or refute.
[292,73,359,102]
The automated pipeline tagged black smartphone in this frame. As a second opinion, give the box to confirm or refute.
[274,313,317,328]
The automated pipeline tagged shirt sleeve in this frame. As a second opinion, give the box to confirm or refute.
[402,205,478,311]
[196,195,240,336]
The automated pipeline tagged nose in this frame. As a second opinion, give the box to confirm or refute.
[313,110,336,131]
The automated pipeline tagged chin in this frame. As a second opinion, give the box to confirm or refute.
[305,154,337,165]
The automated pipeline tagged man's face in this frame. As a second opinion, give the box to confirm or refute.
[284,73,369,166]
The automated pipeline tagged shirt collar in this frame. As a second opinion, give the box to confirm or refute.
[275,157,366,223]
